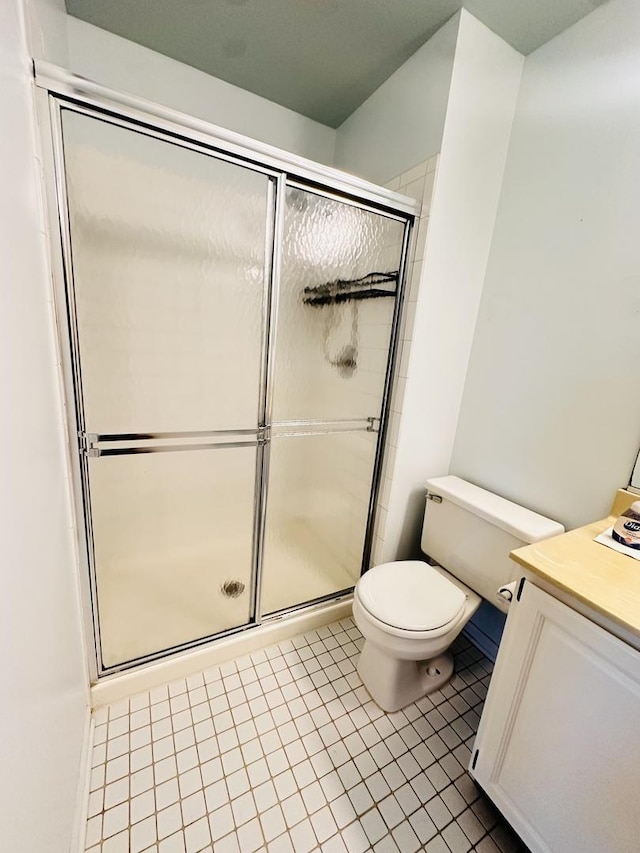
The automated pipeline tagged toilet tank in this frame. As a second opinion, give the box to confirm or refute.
[421,476,564,612]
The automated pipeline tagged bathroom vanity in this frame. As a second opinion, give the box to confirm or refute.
[470,490,640,853]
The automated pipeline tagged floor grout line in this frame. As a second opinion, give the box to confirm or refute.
[85,619,528,853]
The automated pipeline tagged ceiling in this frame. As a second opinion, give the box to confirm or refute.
[65,0,606,128]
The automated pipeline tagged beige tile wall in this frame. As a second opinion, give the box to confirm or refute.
[371,154,440,566]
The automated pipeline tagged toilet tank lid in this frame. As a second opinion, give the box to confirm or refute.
[425,476,565,544]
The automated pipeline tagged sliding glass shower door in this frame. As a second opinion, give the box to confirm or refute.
[59,109,273,668]
[261,187,407,614]
[50,96,412,674]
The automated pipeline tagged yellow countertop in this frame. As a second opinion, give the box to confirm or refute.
[510,489,640,637]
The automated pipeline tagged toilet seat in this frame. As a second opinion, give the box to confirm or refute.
[357,560,466,632]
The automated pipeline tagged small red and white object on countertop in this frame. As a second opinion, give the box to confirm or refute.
[595,500,640,560]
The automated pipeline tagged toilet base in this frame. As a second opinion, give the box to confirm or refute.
[357,641,455,712]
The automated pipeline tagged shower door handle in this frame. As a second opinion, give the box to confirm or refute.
[81,429,266,457]
[269,417,380,438]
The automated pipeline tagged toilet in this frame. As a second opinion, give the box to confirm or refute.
[353,476,564,711]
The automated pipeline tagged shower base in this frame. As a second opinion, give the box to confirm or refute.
[91,596,353,709]
[97,521,359,674]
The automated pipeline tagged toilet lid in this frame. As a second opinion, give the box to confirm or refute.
[358,561,466,631]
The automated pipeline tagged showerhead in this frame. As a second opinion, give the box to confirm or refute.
[286,187,309,213]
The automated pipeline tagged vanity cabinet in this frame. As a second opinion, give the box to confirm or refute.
[470,579,640,853]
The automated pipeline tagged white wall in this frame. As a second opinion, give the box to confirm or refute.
[23,0,68,65]
[66,16,336,165]
[333,15,459,185]
[382,11,524,560]
[451,0,640,531]
[1,1,89,851]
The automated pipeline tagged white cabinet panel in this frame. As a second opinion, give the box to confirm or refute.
[472,581,640,853]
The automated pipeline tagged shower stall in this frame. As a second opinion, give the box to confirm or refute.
[36,63,415,676]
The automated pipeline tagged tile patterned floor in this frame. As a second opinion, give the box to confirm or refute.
[85,618,528,853]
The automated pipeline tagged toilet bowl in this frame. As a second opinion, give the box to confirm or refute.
[353,560,481,712]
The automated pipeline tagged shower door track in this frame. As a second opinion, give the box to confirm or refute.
[33,61,416,218]
[34,61,417,678]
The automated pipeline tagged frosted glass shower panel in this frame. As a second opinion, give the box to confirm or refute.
[61,110,270,433]
[273,188,406,422]
[261,431,378,615]
[90,446,257,668]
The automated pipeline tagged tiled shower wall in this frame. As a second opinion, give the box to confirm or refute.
[371,155,439,566]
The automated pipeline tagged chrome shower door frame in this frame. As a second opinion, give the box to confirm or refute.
[258,178,414,619]
[34,62,416,678]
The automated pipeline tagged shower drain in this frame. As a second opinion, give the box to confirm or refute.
[220,579,245,599]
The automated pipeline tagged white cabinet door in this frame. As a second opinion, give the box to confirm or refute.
[471,580,640,853]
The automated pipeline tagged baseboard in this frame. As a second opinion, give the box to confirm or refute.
[70,706,93,853]
[463,623,499,663]
[91,597,353,709]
